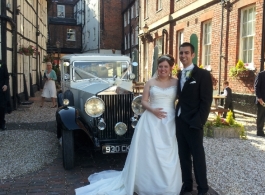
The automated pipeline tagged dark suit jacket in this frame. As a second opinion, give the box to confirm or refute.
[224,87,232,103]
[254,70,265,104]
[176,65,213,130]
[0,64,10,107]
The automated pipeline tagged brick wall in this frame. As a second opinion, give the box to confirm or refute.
[139,0,262,113]
[49,24,82,49]
[100,0,123,50]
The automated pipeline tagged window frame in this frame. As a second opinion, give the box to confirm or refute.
[66,29,76,41]
[156,37,163,57]
[157,0,162,11]
[124,13,127,27]
[239,5,256,70]
[202,20,212,71]
[177,30,184,70]
[57,5,65,18]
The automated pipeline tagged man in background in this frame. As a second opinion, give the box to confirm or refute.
[254,70,265,137]
[222,80,235,119]
[0,63,9,130]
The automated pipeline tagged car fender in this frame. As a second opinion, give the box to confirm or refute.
[56,106,94,142]
[56,106,80,131]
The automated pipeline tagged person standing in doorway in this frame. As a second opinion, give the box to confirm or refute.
[0,63,9,130]
[222,80,235,119]
[254,70,265,137]
[176,42,213,195]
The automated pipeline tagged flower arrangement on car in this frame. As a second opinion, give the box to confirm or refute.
[18,45,38,56]
[204,111,247,139]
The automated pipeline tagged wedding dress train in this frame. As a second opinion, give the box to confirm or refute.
[75,86,182,195]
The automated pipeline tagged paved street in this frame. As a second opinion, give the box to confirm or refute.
[3,93,258,195]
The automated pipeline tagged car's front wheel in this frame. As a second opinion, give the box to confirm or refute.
[62,128,75,170]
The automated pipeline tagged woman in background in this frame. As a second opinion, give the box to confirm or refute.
[40,62,57,108]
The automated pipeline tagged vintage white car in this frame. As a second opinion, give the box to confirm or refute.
[56,54,144,170]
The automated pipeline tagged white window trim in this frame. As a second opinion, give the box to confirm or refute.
[131,5,134,19]
[124,36,127,50]
[127,11,130,24]
[124,13,127,27]
[202,21,212,71]
[135,26,139,45]
[157,0,162,10]
[131,31,134,46]
[145,0,148,18]
[239,5,256,70]
[156,37,163,57]
[177,30,184,70]
[67,29,76,41]
[57,5,65,18]
[135,0,139,17]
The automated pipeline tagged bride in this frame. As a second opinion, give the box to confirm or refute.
[75,54,182,195]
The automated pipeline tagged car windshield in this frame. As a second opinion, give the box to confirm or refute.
[72,61,129,80]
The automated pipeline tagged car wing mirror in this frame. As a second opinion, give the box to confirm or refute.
[132,62,138,66]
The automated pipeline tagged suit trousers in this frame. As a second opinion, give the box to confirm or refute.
[176,115,208,193]
[0,106,6,128]
[223,100,235,119]
[257,103,265,134]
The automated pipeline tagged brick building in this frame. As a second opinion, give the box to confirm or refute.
[47,0,82,63]
[122,0,139,80]
[138,0,263,114]
[76,0,123,54]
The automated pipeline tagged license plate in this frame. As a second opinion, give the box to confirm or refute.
[102,145,130,154]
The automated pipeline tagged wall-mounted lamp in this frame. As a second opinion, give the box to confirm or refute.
[36,30,40,36]
[56,41,60,48]
[141,23,153,43]
[16,6,21,15]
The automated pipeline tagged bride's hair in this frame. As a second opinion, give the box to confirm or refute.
[157,54,175,67]
[153,54,175,79]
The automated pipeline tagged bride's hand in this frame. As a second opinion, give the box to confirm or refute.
[152,108,167,119]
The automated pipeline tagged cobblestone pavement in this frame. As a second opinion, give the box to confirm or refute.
[3,94,257,194]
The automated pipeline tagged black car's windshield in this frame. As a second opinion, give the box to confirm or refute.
[73,61,129,80]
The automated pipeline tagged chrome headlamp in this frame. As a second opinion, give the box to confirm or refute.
[63,99,69,106]
[130,116,138,128]
[131,95,145,115]
[129,73,135,80]
[114,122,127,136]
[84,96,105,117]
[98,118,106,130]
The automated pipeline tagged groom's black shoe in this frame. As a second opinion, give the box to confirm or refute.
[197,192,210,195]
[179,185,192,195]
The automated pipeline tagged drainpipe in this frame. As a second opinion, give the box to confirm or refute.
[129,8,132,58]
[218,1,225,94]
[12,0,18,109]
[98,0,101,53]
[36,0,39,92]
[260,0,265,71]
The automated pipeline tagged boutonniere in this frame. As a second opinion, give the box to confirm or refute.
[185,70,192,80]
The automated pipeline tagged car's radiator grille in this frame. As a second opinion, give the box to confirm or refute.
[97,93,135,139]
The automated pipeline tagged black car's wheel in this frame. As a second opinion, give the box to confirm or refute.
[62,128,74,170]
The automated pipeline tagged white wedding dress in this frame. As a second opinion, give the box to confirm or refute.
[75,86,182,195]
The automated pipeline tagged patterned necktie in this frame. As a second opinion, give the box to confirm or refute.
[181,70,186,90]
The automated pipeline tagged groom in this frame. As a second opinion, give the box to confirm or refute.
[175,42,213,195]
